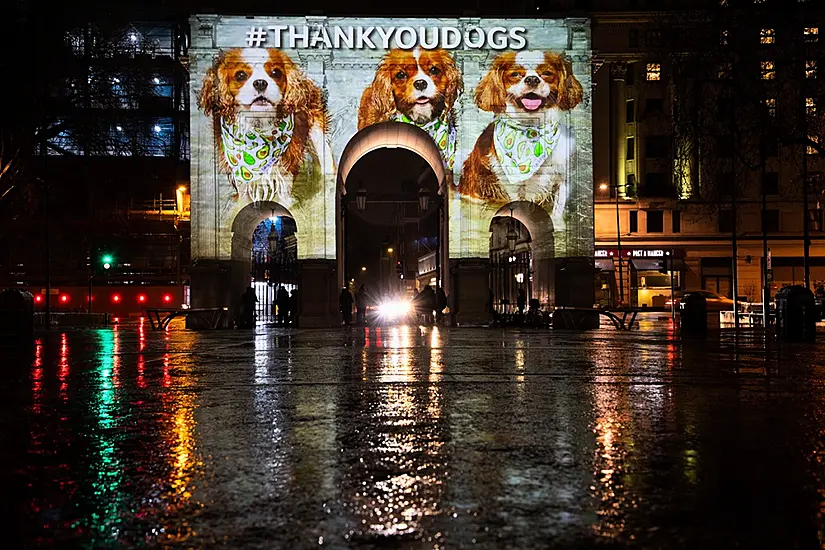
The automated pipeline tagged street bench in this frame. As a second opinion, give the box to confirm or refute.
[143,307,227,330]
[554,307,640,330]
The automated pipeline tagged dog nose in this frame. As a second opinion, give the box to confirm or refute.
[413,79,428,91]
[524,75,541,87]
[253,79,268,92]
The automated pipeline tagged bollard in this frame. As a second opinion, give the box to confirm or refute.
[680,292,708,335]
[775,286,816,343]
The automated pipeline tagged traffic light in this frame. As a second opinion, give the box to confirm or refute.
[658,259,669,274]
[396,261,403,276]
[101,254,113,270]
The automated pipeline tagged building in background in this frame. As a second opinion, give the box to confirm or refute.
[589,0,825,307]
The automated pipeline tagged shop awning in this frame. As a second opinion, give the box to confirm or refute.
[631,258,688,271]
[595,258,614,271]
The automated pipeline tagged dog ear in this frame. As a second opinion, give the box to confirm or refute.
[475,53,510,113]
[442,51,464,114]
[199,50,236,121]
[281,61,325,120]
[358,61,396,129]
[558,55,584,111]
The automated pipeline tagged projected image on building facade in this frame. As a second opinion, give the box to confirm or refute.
[190,16,592,318]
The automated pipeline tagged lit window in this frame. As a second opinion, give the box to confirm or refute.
[718,62,732,79]
[761,60,775,80]
[646,63,661,81]
[808,97,817,116]
[805,27,819,42]
[765,97,776,117]
[808,135,820,155]
[719,0,728,5]
[754,0,765,3]
[807,60,818,79]
[760,28,775,44]
[720,30,729,46]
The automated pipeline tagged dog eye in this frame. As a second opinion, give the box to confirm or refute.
[541,71,552,77]
[235,71,248,82]
[510,71,523,78]
[428,66,441,76]
[395,71,407,80]
[270,68,282,79]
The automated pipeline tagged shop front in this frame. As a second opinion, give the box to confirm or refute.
[596,248,686,308]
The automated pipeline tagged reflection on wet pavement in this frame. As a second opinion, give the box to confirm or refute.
[2,323,825,548]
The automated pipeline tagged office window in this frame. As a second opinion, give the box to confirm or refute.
[763,171,779,195]
[629,29,639,48]
[719,210,734,233]
[646,63,661,81]
[809,135,820,155]
[646,210,664,233]
[645,30,662,48]
[717,134,734,157]
[805,27,819,43]
[627,137,635,160]
[672,210,681,233]
[718,62,732,79]
[646,135,670,158]
[646,97,664,114]
[645,172,670,196]
[762,209,780,232]
[808,97,817,116]
[761,61,775,80]
[626,99,635,123]
[765,97,776,117]
[760,28,775,44]
[629,210,638,233]
[807,60,818,79]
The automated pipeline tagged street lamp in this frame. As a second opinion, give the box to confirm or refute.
[601,182,627,307]
[418,187,431,212]
[356,187,367,211]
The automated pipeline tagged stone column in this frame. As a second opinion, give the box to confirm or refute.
[450,259,491,326]
[297,259,338,328]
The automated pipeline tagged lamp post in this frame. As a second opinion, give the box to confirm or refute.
[600,182,626,307]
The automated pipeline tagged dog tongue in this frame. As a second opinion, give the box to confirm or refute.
[522,97,542,111]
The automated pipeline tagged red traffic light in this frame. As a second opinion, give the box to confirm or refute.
[34,295,43,303]
[137,294,147,303]
[163,294,172,303]
[112,294,121,303]
[60,294,69,303]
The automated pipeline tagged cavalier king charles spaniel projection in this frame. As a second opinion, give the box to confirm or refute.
[358,48,463,170]
[458,50,583,217]
[198,48,330,204]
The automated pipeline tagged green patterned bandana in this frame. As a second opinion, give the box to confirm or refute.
[220,115,294,183]
[493,116,560,183]
[391,111,457,170]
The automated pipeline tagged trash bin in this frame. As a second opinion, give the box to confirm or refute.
[775,286,816,342]
[0,289,35,345]
[680,292,707,334]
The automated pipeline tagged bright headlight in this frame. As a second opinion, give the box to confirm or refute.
[377,299,411,319]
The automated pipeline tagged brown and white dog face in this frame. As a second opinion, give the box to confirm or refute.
[199,48,311,123]
[358,48,462,128]
[476,50,583,115]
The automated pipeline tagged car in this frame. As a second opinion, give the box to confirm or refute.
[671,290,736,312]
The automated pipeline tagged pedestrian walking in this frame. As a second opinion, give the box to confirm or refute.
[435,286,447,323]
[355,284,367,325]
[419,285,435,324]
[339,286,354,325]
[276,285,290,326]
[517,288,527,316]
[238,286,258,329]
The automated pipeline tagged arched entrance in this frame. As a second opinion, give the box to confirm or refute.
[337,122,449,322]
[489,202,555,310]
[229,201,297,323]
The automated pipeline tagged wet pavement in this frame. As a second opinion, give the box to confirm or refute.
[3,320,825,548]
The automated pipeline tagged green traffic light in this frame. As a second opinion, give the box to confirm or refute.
[102,254,113,264]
